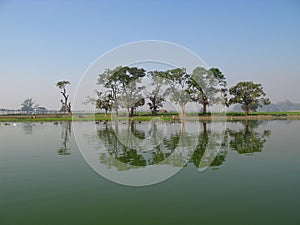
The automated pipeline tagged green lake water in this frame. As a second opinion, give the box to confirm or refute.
[0,120,299,225]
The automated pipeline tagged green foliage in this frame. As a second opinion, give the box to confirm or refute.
[146,71,166,116]
[97,66,146,116]
[56,81,70,89]
[162,68,190,116]
[95,91,113,114]
[188,67,228,113]
[229,81,270,116]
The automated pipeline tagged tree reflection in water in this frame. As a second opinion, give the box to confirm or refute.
[98,121,181,167]
[229,120,271,155]
[23,122,33,135]
[97,120,200,171]
[191,122,228,169]
[96,120,271,171]
[57,121,72,155]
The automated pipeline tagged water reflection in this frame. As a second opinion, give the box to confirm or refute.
[96,120,271,170]
[229,120,271,154]
[191,122,228,169]
[95,120,229,171]
[97,121,194,168]
[57,121,72,156]
[22,123,34,135]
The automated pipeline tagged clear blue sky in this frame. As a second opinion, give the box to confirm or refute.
[0,0,299,109]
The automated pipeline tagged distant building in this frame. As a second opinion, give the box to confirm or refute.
[33,107,48,114]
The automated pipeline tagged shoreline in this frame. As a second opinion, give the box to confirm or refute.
[1,113,300,122]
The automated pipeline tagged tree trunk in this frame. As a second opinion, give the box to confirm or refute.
[130,107,134,117]
[203,103,207,114]
[152,106,157,116]
[245,105,249,117]
[67,102,72,116]
[180,104,185,117]
[127,107,130,117]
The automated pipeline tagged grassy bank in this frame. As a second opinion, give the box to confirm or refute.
[1,111,300,123]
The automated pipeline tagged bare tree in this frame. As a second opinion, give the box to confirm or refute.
[56,81,72,115]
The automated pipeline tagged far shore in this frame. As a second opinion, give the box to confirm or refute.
[1,112,300,122]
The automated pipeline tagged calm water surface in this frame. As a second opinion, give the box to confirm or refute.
[0,120,299,225]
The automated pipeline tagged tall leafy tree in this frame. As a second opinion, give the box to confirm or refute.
[229,81,270,116]
[115,66,146,116]
[98,66,146,117]
[56,81,72,115]
[146,71,166,116]
[210,67,228,105]
[188,67,227,114]
[97,68,121,115]
[162,68,190,117]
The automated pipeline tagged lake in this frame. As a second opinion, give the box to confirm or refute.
[0,120,299,225]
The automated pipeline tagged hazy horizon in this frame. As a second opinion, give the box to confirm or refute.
[1,0,299,110]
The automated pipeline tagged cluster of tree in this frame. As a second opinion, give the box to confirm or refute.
[89,66,270,116]
[17,68,271,117]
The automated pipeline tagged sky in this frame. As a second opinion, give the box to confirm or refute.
[0,0,299,110]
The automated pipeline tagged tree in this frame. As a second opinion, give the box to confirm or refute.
[146,71,166,116]
[209,67,228,106]
[84,91,113,115]
[21,98,36,112]
[98,68,120,115]
[113,66,146,116]
[97,66,146,117]
[229,81,270,116]
[95,91,113,115]
[188,67,227,114]
[56,81,72,115]
[162,68,190,117]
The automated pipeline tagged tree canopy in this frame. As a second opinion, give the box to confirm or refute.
[162,68,190,116]
[89,66,271,117]
[97,66,146,116]
[146,71,167,116]
[188,67,227,114]
[229,81,270,116]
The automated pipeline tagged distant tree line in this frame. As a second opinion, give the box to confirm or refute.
[86,66,270,117]
[234,100,300,112]
[14,67,272,117]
